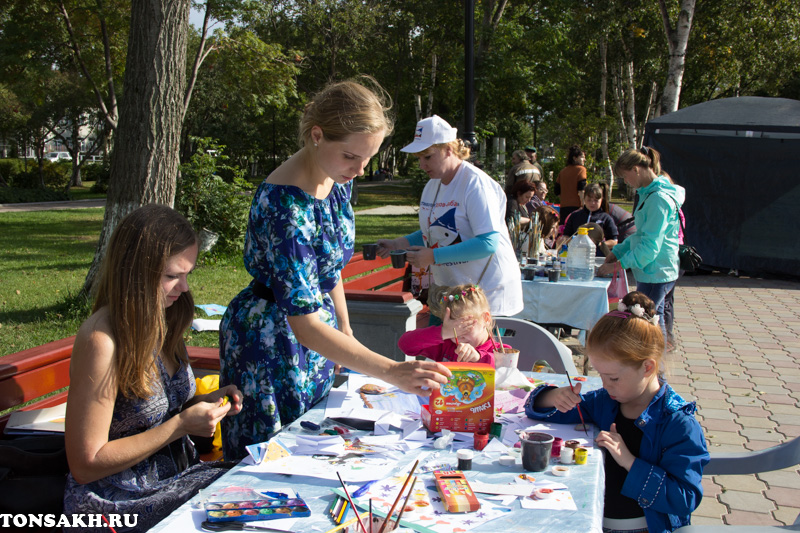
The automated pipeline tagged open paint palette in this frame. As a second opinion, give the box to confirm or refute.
[203,487,311,523]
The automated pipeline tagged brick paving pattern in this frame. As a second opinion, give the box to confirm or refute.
[670,274,800,527]
[566,272,800,527]
[655,274,799,526]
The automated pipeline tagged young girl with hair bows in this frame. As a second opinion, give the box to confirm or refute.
[524,291,708,533]
[398,284,506,366]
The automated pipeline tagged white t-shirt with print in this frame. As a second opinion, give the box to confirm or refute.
[419,161,523,317]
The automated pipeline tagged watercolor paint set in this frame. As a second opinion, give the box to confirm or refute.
[421,362,495,433]
[203,487,311,523]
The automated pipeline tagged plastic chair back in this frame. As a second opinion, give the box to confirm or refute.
[494,317,578,375]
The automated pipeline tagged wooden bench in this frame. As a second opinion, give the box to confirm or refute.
[0,339,223,433]
[0,338,224,461]
[341,252,425,361]
[0,336,75,433]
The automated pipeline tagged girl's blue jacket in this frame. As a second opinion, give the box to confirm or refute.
[524,381,709,533]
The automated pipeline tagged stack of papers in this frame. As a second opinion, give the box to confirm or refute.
[5,404,66,435]
[293,435,345,456]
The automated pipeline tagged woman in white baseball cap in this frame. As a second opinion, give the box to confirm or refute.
[377,115,522,322]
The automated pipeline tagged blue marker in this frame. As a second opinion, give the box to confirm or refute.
[300,420,321,431]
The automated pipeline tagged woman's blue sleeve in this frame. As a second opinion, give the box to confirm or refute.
[403,230,424,247]
[433,232,499,264]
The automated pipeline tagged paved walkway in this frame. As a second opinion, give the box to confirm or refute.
[573,273,800,527]
[563,273,796,527]
[567,273,800,527]
[0,198,106,212]
[355,205,418,216]
[667,273,800,527]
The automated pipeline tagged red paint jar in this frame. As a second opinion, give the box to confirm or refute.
[474,430,489,451]
[551,437,563,457]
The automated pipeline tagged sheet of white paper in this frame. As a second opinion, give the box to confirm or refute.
[481,438,510,454]
[470,480,536,497]
[498,415,594,448]
[534,479,569,490]
[400,418,422,438]
[401,439,431,451]
[373,420,391,436]
[519,490,577,511]
[242,454,395,483]
[325,388,348,412]
[358,434,403,446]
[293,435,345,456]
[190,318,221,332]
[405,429,430,441]
[486,494,520,507]
[495,366,535,390]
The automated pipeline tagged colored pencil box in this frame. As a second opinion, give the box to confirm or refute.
[203,487,311,522]
[434,470,480,513]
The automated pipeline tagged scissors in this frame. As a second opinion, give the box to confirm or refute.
[201,520,295,533]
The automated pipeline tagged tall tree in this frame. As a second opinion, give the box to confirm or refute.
[83,0,191,294]
[658,0,696,115]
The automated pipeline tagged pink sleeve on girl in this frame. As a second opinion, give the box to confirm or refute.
[398,325,458,363]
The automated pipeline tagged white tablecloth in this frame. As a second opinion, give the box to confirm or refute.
[151,373,606,533]
[512,276,616,333]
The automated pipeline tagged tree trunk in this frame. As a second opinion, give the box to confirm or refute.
[640,81,659,147]
[70,119,82,188]
[426,53,437,117]
[624,60,637,147]
[658,0,696,115]
[598,33,613,193]
[611,69,626,144]
[83,0,191,296]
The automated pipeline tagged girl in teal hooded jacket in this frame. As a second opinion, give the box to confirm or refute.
[598,147,684,333]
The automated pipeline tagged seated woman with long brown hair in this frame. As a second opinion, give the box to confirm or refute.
[63,205,243,532]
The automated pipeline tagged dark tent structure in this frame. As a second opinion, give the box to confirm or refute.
[643,96,800,277]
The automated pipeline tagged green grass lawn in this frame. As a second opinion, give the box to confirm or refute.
[0,204,420,355]
[68,182,107,201]
[353,180,417,211]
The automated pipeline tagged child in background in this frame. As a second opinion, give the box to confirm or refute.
[398,284,502,366]
[524,291,708,533]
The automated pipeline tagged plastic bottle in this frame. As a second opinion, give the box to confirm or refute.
[567,227,596,281]
[558,245,568,278]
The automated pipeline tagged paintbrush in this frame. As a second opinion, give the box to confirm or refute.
[486,326,498,351]
[377,460,419,533]
[565,371,589,437]
[369,499,373,533]
[453,327,459,345]
[336,472,368,533]
[392,475,417,528]
[495,326,504,352]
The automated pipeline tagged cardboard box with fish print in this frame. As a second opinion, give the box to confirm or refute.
[421,362,494,433]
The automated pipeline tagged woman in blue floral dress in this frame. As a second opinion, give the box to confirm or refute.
[220,79,451,460]
[63,205,243,531]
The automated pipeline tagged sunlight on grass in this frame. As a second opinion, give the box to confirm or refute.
[1,204,420,355]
